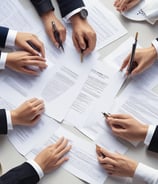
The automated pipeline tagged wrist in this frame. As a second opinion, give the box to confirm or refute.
[70,14,87,26]
[41,11,56,22]
[10,110,18,126]
[139,124,148,142]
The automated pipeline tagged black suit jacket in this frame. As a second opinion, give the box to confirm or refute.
[0,162,39,184]
[0,109,7,134]
[148,126,158,153]
[0,26,9,48]
[31,0,85,17]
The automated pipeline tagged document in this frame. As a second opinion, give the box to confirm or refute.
[84,0,128,50]
[111,61,158,127]
[26,127,107,184]
[64,38,135,127]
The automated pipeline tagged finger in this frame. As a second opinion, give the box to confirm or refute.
[30,38,45,58]
[54,137,65,148]
[83,34,96,55]
[125,0,140,11]
[110,114,129,119]
[59,28,66,43]
[98,155,117,165]
[56,145,71,160]
[55,138,69,153]
[51,157,69,170]
[31,99,44,107]
[23,60,47,69]
[30,114,42,125]
[20,67,39,75]
[120,54,130,71]
[72,35,82,53]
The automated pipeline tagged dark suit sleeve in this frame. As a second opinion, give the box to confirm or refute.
[0,109,8,134]
[0,162,40,184]
[30,0,55,16]
[148,126,158,153]
[0,26,9,48]
[57,0,85,17]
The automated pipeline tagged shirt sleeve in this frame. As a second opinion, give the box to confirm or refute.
[152,38,158,57]
[0,52,7,70]
[144,125,156,146]
[5,29,17,47]
[6,110,13,130]
[134,162,158,184]
[63,7,87,23]
[26,160,44,180]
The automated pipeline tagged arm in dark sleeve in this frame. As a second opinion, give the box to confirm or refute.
[30,0,55,16]
[0,26,9,48]
[0,109,7,134]
[0,162,40,184]
[148,126,158,153]
[57,0,85,17]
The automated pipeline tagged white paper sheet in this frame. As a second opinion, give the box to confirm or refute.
[26,127,107,184]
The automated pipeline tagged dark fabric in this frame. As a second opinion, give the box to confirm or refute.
[0,26,9,48]
[57,0,85,17]
[31,0,54,16]
[0,162,40,184]
[0,109,7,134]
[148,126,158,153]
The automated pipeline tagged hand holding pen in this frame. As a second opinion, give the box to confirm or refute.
[120,32,139,76]
[52,21,64,52]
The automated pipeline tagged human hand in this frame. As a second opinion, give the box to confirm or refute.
[6,51,47,75]
[34,137,71,173]
[114,0,140,12]
[11,98,44,126]
[120,46,157,76]
[15,32,45,57]
[105,114,148,142]
[96,146,138,177]
[70,15,96,56]
[41,11,66,48]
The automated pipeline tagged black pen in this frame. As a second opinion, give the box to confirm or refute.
[127,32,138,74]
[52,21,64,52]
[102,112,111,118]
[26,40,40,53]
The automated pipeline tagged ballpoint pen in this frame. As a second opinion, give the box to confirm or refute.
[102,112,111,118]
[52,21,64,52]
[26,40,40,53]
[127,32,138,74]
[116,32,139,96]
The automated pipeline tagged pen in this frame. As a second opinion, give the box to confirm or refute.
[26,40,40,53]
[52,21,64,52]
[80,39,88,62]
[102,112,111,118]
[127,32,138,74]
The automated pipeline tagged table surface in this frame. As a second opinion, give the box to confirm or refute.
[0,0,158,184]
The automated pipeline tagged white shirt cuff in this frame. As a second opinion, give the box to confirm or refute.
[27,160,44,180]
[6,110,13,130]
[0,52,8,70]
[134,162,158,184]
[5,29,17,47]
[144,125,156,146]
[152,39,158,57]
[63,7,87,23]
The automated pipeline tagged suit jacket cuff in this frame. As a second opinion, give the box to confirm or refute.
[148,126,158,152]
[31,0,55,16]
[0,109,8,134]
[0,26,9,48]
[57,0,85,17]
